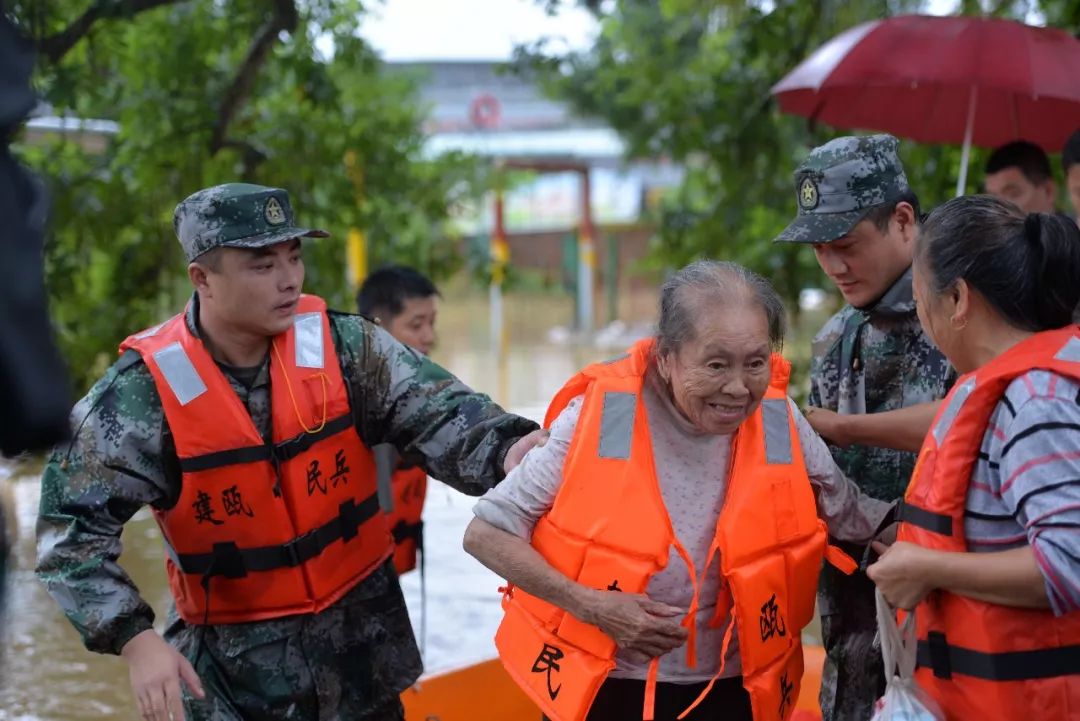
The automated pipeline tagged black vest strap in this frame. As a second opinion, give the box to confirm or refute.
[172,493,381,578]
[178,412,354,472]
[918,632,1080,681]
[898,500,953,536]
[392,519,424,547]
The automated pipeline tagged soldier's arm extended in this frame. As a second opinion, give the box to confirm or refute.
[36,356,176,655]
[806,400,941,453]
[330,312,540,495]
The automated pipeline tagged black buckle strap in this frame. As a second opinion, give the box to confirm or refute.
[898,500,953,537]
[917,633,1080,681]
[175,493,381,577]
[392,519,424,546]
[859,500,902,571]
[926,631,952,679]
[178,413,354,472]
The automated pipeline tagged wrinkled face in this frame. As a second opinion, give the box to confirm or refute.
[1067,165,1080,224]
[196,239,304,337]
[384,295,438,355]
[658,303,772,435]
[985,166,1055,214]
[813,215,912,308]
[912,259,965,372]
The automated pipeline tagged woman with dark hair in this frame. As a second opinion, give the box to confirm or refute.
[868,195,1080,719]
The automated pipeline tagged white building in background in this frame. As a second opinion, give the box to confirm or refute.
[22,105,118,154]
[392,60,682,233]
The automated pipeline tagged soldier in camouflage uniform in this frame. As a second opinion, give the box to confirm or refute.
[36,183,544,721]
[775,136,955,721]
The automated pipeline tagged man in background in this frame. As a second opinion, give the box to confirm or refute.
[984,140,1057,214]
[357,265,441,576]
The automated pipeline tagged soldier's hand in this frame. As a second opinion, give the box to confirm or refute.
[121,629,205,721]
[582,591,688,663]
[804,406,852,448]
[503,429,550,474]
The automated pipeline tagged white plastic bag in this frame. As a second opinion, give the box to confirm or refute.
[870,589,945,721]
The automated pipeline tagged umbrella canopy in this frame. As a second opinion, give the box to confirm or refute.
[772,14,1080,193]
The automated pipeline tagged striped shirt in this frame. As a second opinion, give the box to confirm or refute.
[965,369,1080,615]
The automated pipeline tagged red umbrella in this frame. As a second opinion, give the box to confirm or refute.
[772,14,1080,194]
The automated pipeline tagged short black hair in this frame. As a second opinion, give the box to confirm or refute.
[861,190,922,233]
[1062,129,1080,173]
[356,265,439,321]
[985,140,1052,185]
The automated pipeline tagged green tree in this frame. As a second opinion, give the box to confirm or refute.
[10,0,477,392]
[517,0,1076,311]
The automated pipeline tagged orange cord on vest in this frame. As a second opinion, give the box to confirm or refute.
[272,340,329,434]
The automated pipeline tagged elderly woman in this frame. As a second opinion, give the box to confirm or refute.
[464,261,891,721]
[866,196,1080,719]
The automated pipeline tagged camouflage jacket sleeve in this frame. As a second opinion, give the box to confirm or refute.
[35,353,179,655]
[329,312,539,496]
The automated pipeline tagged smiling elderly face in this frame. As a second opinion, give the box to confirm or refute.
[657,299,773,435]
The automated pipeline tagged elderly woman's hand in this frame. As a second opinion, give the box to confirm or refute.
[580,590,688,663]
[866,541,937,610]
[804,406,853,448]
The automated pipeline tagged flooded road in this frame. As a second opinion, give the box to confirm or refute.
[0,287,651,720]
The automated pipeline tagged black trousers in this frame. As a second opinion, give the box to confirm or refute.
[543,676,753,721]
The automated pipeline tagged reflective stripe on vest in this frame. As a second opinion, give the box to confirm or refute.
[598,391,635,460]
[761,398,793,465]
[153,342,207,406]
[932,375,976,446]
[1055,336,1080,363]
[294,311,325,369]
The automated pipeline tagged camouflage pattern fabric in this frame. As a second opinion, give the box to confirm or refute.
[173,183,329,262]
[809,268,955,721]
[36,297,538,720]
[775,134,910,245]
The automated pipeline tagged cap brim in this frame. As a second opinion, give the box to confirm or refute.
[774,209,865,244]
[219,225,330,252]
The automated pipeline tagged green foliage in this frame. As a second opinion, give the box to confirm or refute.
[516,0,1080,311]
[11,0,480,393]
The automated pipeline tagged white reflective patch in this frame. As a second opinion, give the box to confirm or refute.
[598,391,636,460]
[294,312,324,369]
[1054,336,1080,364]
[762,399,793,465]
[932,377,976,446]
[153,342,207,406]
[135,321,168,340]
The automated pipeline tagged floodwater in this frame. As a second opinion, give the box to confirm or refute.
[0,287,654,720]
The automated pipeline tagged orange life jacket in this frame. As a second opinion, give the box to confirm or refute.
[386,465,427,575]
[495,339,854,721]
[896,325,1080,720]
[121,294,392,625]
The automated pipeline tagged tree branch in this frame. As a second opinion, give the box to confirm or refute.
[219,139,269,181]
[210,0,297,156]
[37,0,183,63]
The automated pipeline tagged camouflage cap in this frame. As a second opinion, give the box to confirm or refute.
[174,183,329,262]
[775,134,911,244]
